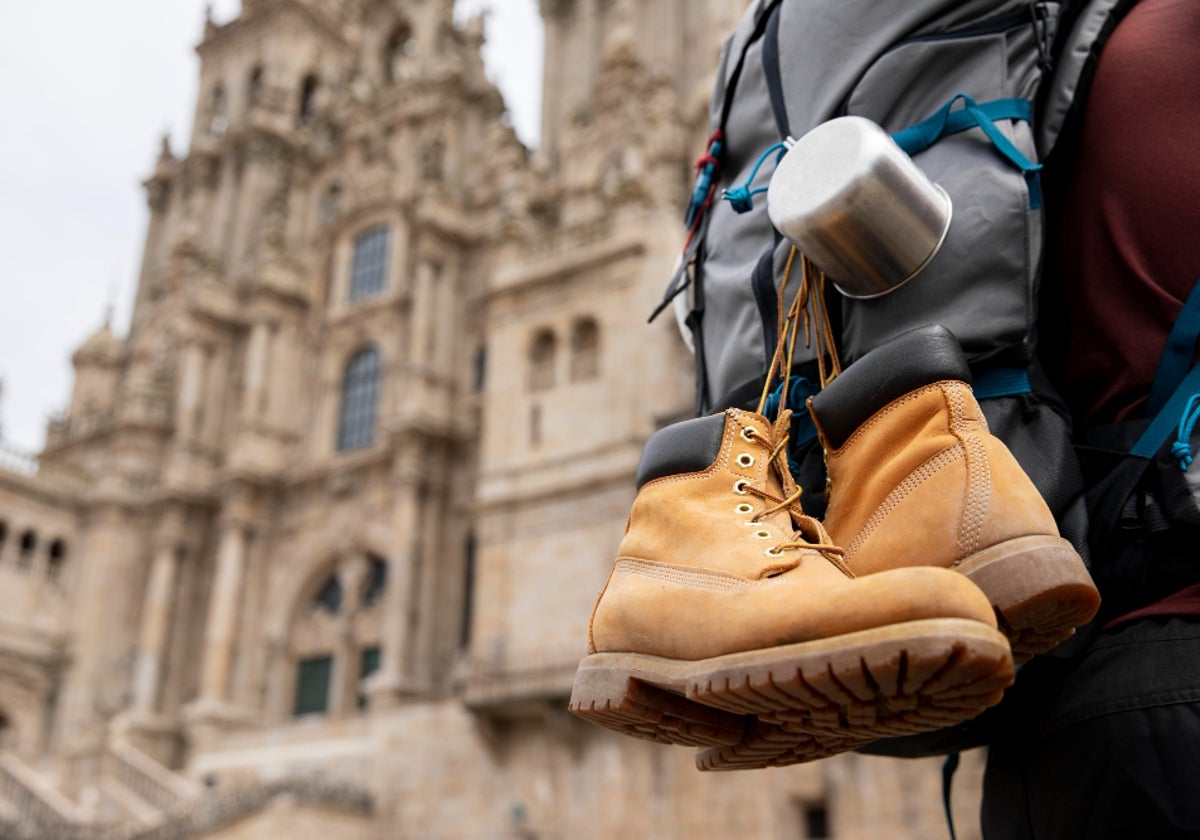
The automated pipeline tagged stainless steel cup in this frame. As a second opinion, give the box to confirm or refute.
[766,115,952,299]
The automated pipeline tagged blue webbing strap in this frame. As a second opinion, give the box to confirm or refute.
[1132,361,1200,459]
[1146,278,1200,417]
[972,367,1032,400]
[892,95,1043,209]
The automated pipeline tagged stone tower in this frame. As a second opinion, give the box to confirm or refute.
[0,2,987,837]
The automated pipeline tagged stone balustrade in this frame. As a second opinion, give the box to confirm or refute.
[0,750,86,837]
[104,742,199,815]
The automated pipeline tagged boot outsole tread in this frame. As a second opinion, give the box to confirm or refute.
[569,618,1012,770]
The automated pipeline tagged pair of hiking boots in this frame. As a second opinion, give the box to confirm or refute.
[568,326,1100,770]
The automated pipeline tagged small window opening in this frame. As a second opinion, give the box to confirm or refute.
[460,534,476,649]
[247,65,263,109]
[312,576,343,614]
[18,531,36,571]
[293,655,332,716]
[319,183,342,227]
[298,73,319,122]
[529,330,557,392]
[209,85,228,136]
[802,801,831,839]
[473,344,487,393]
[570,318,601,382]
[362,556,387,607]
[383,23,415,83]
[47,539,67,583]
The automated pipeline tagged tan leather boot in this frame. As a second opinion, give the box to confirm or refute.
[569,406,1013,760]
[810,326,1101,662]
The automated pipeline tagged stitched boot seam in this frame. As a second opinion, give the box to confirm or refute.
[844,446,965,561]
[945,385,990,558]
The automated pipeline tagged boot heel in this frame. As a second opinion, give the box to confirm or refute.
[568,653,746,747]
[956,535,1101,661]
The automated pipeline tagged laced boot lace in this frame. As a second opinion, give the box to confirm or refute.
[740,408,849,576]
[744,248,851,577]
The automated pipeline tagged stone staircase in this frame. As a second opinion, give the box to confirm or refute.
[0,740,374,840]
[0,739,199,839]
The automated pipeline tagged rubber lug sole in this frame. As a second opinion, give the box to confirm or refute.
[695,721,871,771]
[956,535,1101,662]
[570,617,1013,757]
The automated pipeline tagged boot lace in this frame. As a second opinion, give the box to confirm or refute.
[741,409,849,575]
[745,247,850,576]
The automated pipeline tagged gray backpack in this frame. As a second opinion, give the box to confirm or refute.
[653,0,1136,761]
[658,0,1062,413]
[655,0,1131,556]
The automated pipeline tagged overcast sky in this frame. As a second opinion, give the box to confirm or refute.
[0,0,541,455]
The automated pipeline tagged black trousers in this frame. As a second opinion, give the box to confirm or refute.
[981,617,1200,840]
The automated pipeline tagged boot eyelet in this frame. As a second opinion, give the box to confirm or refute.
[733,480,749,495]
[765,546,784,557]
[735,503,754,515]
[739,427,757,443]
[736,453,755,468]
[754,530,772,540]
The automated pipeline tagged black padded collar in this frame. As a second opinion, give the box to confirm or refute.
[636,413,727,489]
[810,325,970,449]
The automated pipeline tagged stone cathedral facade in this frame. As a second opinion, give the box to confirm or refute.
[0,1,985,837]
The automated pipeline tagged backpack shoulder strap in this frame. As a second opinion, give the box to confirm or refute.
[1038,0,1138,158]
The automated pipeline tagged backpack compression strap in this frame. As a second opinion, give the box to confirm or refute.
[892,94,1044,209]
[1133,279,1200,461]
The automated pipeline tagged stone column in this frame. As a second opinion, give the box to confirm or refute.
[329,558,366,716]
[366,486,420,708]
[199,520,247,704]
[131,542,180,714]
[411,472,446,688]
[409,261,438,369]
[241,321,271,420]
[176,343,206,441]
[433,267,459,381]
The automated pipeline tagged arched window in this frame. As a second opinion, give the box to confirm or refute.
[348,225,390,301]
[209,84,228,136]
[246,65,263,110]
[570,317,601,381]
[337,347,382,451]
[529,329,557,392]
[290,556,385,718]
[17,530,36,572]
[383,22,415,83]
[298,73,319,123]
[47,539,67,583]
